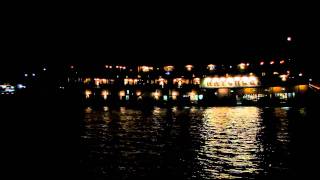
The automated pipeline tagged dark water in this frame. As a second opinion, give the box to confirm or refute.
[80,106,316,179]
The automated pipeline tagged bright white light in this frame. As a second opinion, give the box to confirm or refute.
[32,73,35,77]
[24,74,28,77]
[198,94,203,100]
[299,73,303,77]
[17,84,26,89]
[43,68,47,71]
[287,36,292,42]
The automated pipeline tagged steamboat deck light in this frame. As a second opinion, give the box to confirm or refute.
[207,64,215,70]
[238,63,246,70]
[164,65,174,72]
[185,65,193,71]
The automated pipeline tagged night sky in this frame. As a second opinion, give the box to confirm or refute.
[1,6,319,80]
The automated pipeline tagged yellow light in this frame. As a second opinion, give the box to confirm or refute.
[152,90,161,100]
[144,66,153,72]
[85,90,91,99]
[84,78,91,84]
[119,90,125,97]
[280,75,288,81]
[238,63,246,70]
[193,78,200,85]
[164,65,174,71]
[101,90,108,99]
[185,65,193,71]
[94,78,100,86]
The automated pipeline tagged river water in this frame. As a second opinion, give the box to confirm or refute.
[80,106,315,179]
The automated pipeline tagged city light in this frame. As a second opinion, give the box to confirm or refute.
[260,61,264,65]
[280,60,285,64]
[270,61,274,65]
[287,36,292,42]
[299,73,303,77]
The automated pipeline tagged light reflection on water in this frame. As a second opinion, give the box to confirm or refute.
[80,106,303,179]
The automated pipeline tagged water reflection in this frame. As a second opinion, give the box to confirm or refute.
[80,106,305,179]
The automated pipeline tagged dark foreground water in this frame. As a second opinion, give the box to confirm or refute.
[80,106,318,179]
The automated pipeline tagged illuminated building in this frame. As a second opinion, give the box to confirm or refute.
[64,61,311,106]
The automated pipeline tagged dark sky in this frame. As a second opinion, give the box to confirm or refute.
[1,5,319,79]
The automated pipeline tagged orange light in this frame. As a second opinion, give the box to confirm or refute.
[136,90,142,96]
[280,60,285,64]
[270,61,274,65]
